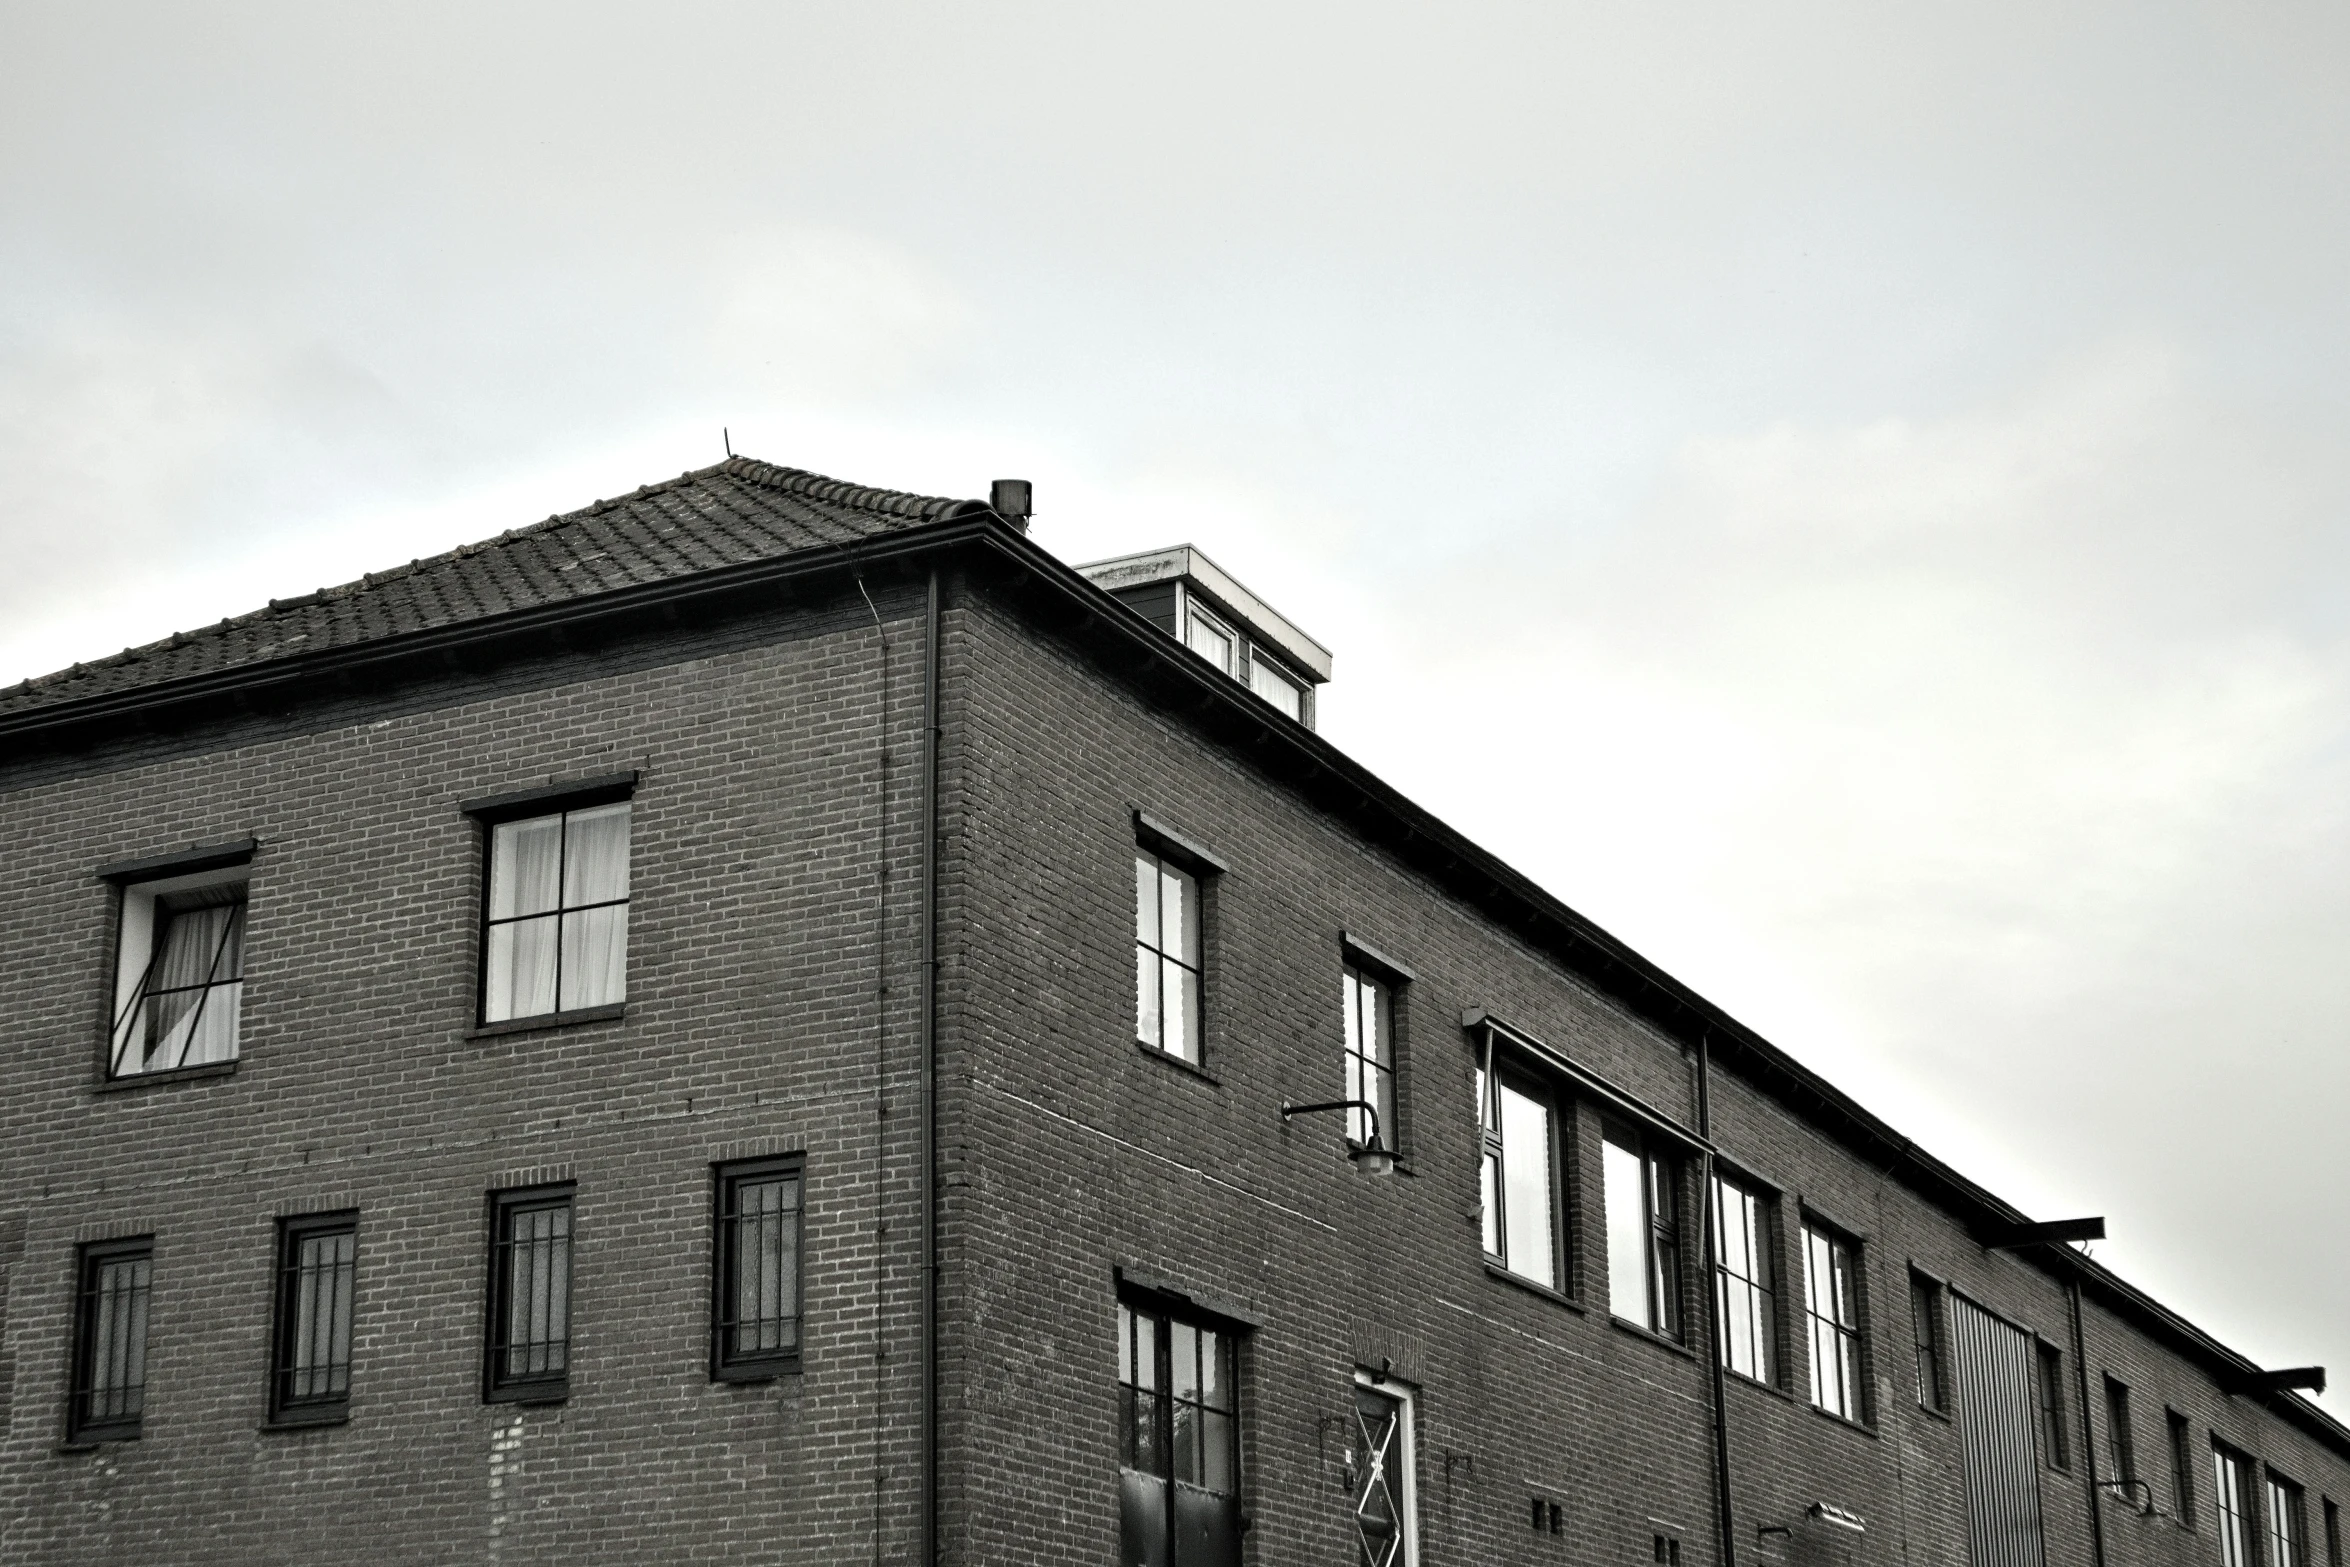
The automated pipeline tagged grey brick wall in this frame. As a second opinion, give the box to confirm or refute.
[1,557,2341,1567]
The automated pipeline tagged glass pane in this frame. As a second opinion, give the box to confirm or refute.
[1498,1083,1556,1289]
[1159,864,1197,967]
[1603,1137,1649,1324]
[1135,855,1160,948]
[1481,1149,1502,1256]
[1200,1409,1236,1493]
[1136,945,1161,1048]
[562,803,631,905]
[1186,614,1234,672]
[1119,1304,1136,1387]
[1163,960,1200,1063]
[1248,659,1303,719]
[1171,1322,1201,1402]
[484,915,559,1021]
[490,815,564,919]
[559,903,629,1010]
[1199,1329,1230,1413]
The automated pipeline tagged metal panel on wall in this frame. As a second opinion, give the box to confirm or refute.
[1949,1295,2048,1567]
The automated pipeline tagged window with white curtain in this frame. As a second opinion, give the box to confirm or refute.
[481,801,631,1022]
[109,863,249,1078]
[1477,1063,1560,1292]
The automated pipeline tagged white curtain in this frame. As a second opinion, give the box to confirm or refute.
[485,806,629,1020]
[139,898,245,1070]
[558,804,629,1010]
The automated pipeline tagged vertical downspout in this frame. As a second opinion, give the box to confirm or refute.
[919,567,943,1567]
[1696,1037,1738,1567]
[2068,1269,2108,1567]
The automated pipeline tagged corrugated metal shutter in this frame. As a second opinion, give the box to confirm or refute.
[1950,1295,2049,1567]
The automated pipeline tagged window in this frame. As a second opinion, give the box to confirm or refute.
[713,1158,803,1380]
[108,864,248,1077]
[1350,1374,1417,1567]
[69,1238,152,1441]
[1604,1131,1681,1338]
[2169,1408,2197,1525]
[480,801,630,1023]
[1247,656,1306,722]
[1185,605,1237,674]
[2272,1474,2308,1567]
[1713,1176,1776,1384]
[2215,1444,2257,1567]
[2322,1496,2340,1567]
[1118,1296,1241,1567]
[270,1214,356,1425]
[1341,962,1395,1151]
[485,1187,573,1402]
[1802,1222,1863,1420]
[1909,1271,1945,1413]
[1476,1064,1560,1292]
[2105,1376,2138,1500]
[2036,1342,2070,1469]
[1135,850,1202,1064]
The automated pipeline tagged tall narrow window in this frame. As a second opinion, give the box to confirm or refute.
[1476,1063,1559,1292]
[1712,1176,1775,1384]
[2272,1474,2308,1567]
[1909,1271,1945,1413]
[2104,1376,2138,1500]
[713,1158,803,1380]
[1802,1222,1863,1420]
[486,1187,573,1402]
[2322,1496,2339,1567]
[2215,1444,2257,1567]
[2168,1409,2196,1525]
[1604,1131,1681,1338]
[1341,962,1395,1151]
[1135,850,1203,1064]
[70,1238,153,1441]
[1118,1296,1241,1567]
[2036,1342,2070,1469]
[109,866,248,1077]
[481,802,631,1022]
[270,1213,357,1425]
[1351,1375,1417,1567]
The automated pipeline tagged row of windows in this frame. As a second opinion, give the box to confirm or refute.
[64,1159,800,1441]
[1903,1275,2342,1567]
[103,792,633,1081]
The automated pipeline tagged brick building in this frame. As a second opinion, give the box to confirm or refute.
[0,455,2341,1566]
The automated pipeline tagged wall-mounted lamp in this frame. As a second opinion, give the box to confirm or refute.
[1280,1100,1395,1173]
[1808,1502,1866,1534]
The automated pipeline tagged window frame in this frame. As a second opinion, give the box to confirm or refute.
[2169,1407,2198,1526]
[1476,1056,1568,1296]
[2322,1495,2340,1567]
[1711,1173,1779,1387]
[1134,846,1207,1066]
[1117,1289,1244,1567]
[483,1184,576,1405]
[2036,1341,2071,1470]
[1351,1370,1419,1567]
[269,1211,358,1427]
[1603,1125,1684,1341]
[710,1155,806,1383]
[68,1236,154,1443]
[2104,1374,2139,1502]
[1339,943,1408,1156]
[104,855,253,1082]
[2272,1471,2309,1567]
[464,776,637,1028]
[2215,1440,2259,1567]
[1800,1217,1866,1423]
[1908,1270,1946,1414]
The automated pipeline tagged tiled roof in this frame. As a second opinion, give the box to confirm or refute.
[0,457,974,718]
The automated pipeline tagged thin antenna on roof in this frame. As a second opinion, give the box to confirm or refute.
[723,427,732,458]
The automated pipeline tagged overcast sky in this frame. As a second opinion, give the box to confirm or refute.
[6,3,2347,1402]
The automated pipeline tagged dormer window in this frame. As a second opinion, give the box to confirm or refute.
[1079,545,1332,730]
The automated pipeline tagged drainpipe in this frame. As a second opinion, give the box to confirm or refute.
[1695,1036,1738,1567]
[920,567,943,1567]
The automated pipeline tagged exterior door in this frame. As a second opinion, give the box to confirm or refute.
[1949,1295,2048,1567]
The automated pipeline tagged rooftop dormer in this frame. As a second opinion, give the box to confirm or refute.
[1078,545,1333,728]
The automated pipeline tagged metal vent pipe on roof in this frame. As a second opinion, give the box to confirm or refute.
[990,478,1032,530]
